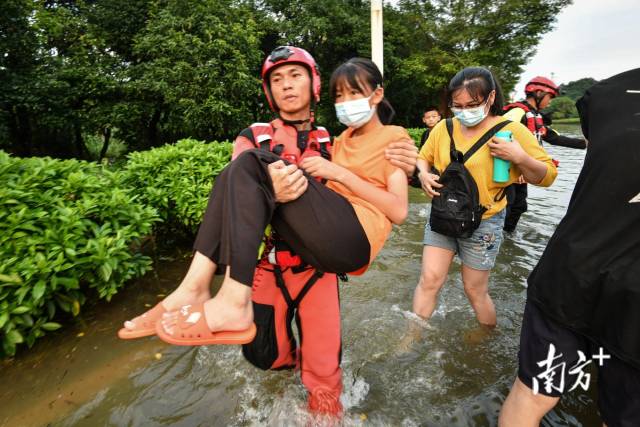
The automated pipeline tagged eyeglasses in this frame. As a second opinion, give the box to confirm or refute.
[450,98,488,113]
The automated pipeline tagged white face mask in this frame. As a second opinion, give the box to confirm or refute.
[334,92,376,129]
[451,99,490,127]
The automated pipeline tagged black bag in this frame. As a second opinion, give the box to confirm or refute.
[242,267,324,371]
[429,118,510,238]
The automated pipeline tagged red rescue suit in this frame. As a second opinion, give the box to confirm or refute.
[232,119,343,415]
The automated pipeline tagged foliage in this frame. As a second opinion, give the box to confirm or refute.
[1,0,574,155]
[559,77,598,101]
[84,134,128,162]
[0,151,159,357]
[121,139,232,235]
[545,96,578,119]
[258,0,572,130]
[406,128,424,147]
[386,0,572,127]
[0,0,263,157]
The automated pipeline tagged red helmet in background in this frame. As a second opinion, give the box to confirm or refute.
[261,46,321,112]
[525,76,561,98]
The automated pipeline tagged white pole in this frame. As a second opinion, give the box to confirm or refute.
[371,0,384,76]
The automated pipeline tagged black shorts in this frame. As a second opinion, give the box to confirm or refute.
[518,300,640,427]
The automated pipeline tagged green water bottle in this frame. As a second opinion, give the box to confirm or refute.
[493,130,512,182]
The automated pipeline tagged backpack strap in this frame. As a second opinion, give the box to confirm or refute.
[445,118,463,163]
[462,120,511,163]
[446,118,512,164]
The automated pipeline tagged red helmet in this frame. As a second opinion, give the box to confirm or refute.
[261,46,321,111]
[525,76,560,97]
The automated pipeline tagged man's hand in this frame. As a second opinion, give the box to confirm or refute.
[268,160,307,203]
[385,138,418,176]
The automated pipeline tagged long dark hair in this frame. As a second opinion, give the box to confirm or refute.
[329,58,395,125]
[447,67,504,116]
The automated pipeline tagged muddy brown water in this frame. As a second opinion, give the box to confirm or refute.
[1,125,602,426]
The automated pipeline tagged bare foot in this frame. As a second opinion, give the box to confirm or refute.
[160,281,253,335]
[122,285,211,332]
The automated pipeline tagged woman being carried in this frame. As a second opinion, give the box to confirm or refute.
[121,57,409,345]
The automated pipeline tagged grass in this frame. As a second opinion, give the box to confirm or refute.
[552,117,581,124]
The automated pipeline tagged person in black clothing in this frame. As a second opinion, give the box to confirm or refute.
[409,106,442,188]
[502,76,587,233]
[419,106,442,148]
[499,68,640,427]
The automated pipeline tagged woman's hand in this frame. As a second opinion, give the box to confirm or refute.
[419,171,443,197]
[384,138,418,176]
[487,136,527,165]
[300,156,348,182]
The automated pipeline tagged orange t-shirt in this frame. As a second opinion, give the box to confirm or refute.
[327,125,408,272]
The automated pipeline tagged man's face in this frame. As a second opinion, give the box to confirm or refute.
[423,110,441,128]
[269,64,312,118]
[538,92,553,110]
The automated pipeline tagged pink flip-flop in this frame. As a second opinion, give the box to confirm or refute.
[155,302,257,346]
[117,302,167,339]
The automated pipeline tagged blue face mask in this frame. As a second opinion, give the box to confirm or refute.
[451,99,489,127]
[334,92,376,129]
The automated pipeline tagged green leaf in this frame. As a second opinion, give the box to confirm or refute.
[47,300,56,318]
[71,300,80,316]
[0,273,22,284]
[0,312,8,329]
[32,280,46,301]
[7,330,24,344]
[99,262,113,282]
[41,322,62,331]
[11,306,30,314]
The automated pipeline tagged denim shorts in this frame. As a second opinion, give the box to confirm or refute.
[422,209,506,271]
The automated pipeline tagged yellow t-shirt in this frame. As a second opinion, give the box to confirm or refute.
[327,125,408,270]
[418,117,557,218]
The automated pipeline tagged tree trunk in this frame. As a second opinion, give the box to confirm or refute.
[73,122,87,160]
[8,107,32,157]
[147,108,161,148]
[99,126,111,160]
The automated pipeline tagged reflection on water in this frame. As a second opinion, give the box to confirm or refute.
[1,126,600,426]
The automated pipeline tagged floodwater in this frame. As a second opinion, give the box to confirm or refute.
[1,125,599,427]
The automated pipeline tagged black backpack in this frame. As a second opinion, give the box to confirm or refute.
[429,118,510,238]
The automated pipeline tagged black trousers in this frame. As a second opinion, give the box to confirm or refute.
[193,149,370,285]
[504,183,528,232]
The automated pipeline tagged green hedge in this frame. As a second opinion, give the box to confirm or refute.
[121,139,232,235]
[0,151,159,357]
[406,128,423,147]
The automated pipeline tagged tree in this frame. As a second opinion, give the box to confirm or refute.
[545,95,577,119]
[127,0,264,150]
[1,0,576,157]
[386,0,572,126]
[0,0,264,157]
[559,77,597,101]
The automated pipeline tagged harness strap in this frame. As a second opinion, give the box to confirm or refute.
[273,266,325,310]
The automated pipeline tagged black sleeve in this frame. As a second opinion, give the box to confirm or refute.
[575,93,590,140]
[408,168,422,188]
[238,127,255,145]
[543,127,587,149]
[419,129,429,148]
